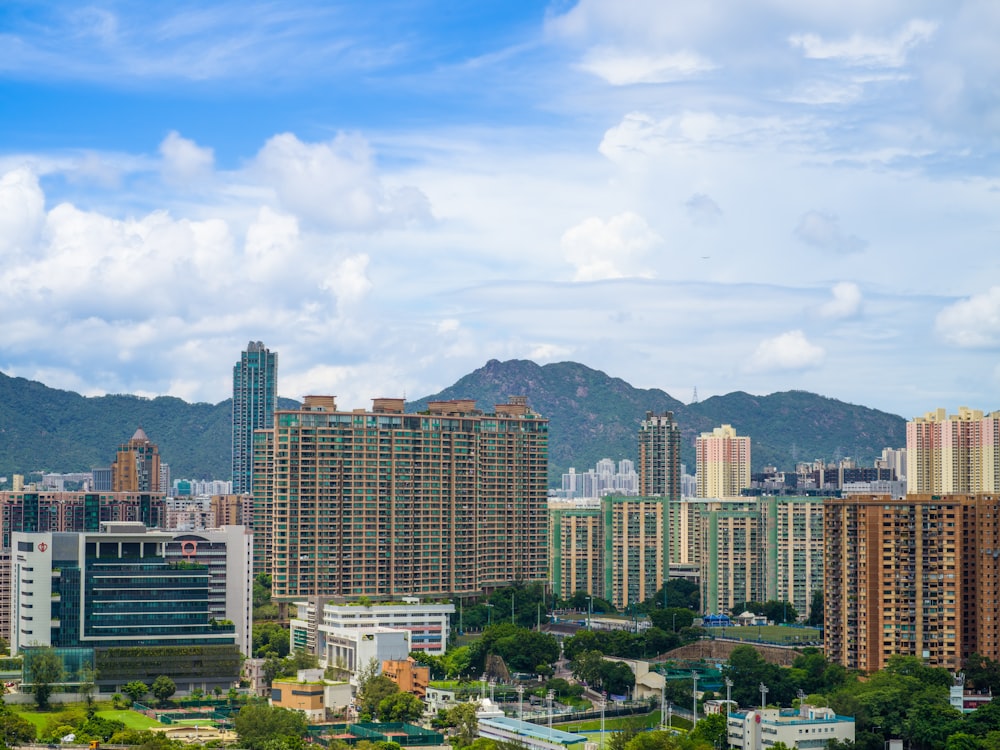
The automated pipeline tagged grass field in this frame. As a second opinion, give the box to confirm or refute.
[96,710,163,730]
[170,718,219,728]
[703,625,821,645]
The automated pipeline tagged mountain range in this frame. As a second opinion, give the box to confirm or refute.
[0,359,908,486]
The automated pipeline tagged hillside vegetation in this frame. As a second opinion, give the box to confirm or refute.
[0,360,907,485]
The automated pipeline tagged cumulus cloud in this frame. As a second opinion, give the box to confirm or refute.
[685,193,723,226]
[936,287,1000,348]
[253,133,431,229]
[244,206,300,282]
[745,330,825,373]
[320,254,373,311]
[819,281,863,318]
[579,48,716,85]
[561,212,660,281]
[789,18,937,68]
[159,131,214,183]
[794,211,867,254]
[0,168,45,256]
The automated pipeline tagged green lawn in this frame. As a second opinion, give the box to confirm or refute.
[96,709,164,730]
[704,625,821,645]
[170,718,218,727]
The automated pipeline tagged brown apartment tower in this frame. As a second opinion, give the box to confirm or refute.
[255,395,549,601]
[824,493,1000,673]
[111,427,162,492]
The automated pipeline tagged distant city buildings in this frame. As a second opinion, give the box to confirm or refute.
[232,341,278,494]
[558,458,638,498]
[696,424,751,498]
[111,426,163,492]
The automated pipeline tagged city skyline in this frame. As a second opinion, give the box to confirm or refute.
[1,2,999,418]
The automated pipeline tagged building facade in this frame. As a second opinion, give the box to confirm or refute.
[12,525,240,692]
[696,424,751,498]
[232,341,278,494]
[727,706,855,750]
[824,493,1000,673]
[260,396,548,601]
[111,427,162,492]
[548,495,668,610]
[907,407,1000,494]
[638,411,680,564]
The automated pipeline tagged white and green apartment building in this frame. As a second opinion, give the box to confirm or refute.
[727,705,854,750]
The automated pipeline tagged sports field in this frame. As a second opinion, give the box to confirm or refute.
[703,625,821,645]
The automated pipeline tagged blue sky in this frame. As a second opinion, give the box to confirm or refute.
[2,0,999,419]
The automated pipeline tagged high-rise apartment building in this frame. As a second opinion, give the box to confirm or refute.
[548,495,668,610]
[824,493,1000,673]
[111,427,162,492]
[638,411,680,564]
[232,341,278,494]
[696,424,751,498]
[259,396,548,601]
[907,407,1000,494]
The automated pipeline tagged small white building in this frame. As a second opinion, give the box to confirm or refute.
[292,597,455,657]
[727,705,855,750]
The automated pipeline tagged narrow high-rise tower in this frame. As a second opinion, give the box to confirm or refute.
[112,427,162,492]
[638,411,680,566]
[232,341,278,494]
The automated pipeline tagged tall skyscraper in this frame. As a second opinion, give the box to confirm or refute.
[639,411,680,564]
[111,427,162,492]
[696,424,751,498]
[907,407,1000,494]
[258,395,548,601]
[232,341,278,494]
[824,493,1000,673]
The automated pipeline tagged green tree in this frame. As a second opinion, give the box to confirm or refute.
[807,590,823,626]
[122,680,150,706]
[446,703,478,747]
[235,703,308,750]
[151,675,176,706]
[946,734,982,750]
[649,608,696,633]
[378,692,425,723]
[0,706,37,745]
[28,648,66,710]
[689,713,727,748]
[357,676,399,720]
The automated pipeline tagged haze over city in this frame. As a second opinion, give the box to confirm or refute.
[2,1,999,417]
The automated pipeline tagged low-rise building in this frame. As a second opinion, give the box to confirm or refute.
[727,705,855,750]
[382,657,430,698]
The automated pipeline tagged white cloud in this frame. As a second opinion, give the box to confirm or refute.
[243,206,300,282]
[745,330,825,373]
[320,254,373,311]
[0,168,45,256]
[685,193,723,226]
[819,282,863,318]
[936,287,1000,348]
[159,131,214,183]
[794,211,867,254]
[579,48,716,85]
[561,212,660,281]
[253,132,431,229]
[789,18,937,67]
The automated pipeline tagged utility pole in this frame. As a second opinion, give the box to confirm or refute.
[724,677,733,716]
[759,682,769,711]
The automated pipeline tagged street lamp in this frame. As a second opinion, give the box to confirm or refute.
[486,603,493,627]
[600,698,606,747]
[587,595,594,630]
[724,677,734,716]
[759,683,769,711]
[660,679,667,728]
[517,684,525,721]
[547,689,555,732]
[691,671,699,728]
[489,678,496,703]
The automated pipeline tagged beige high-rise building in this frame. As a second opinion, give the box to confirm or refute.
[260,396,548,601]
[111,427,162,492]
[696,425,751,498]
[824,493,1000,673]
[907,407,1000,494]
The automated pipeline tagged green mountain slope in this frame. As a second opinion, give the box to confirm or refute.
[0,360,908,486]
